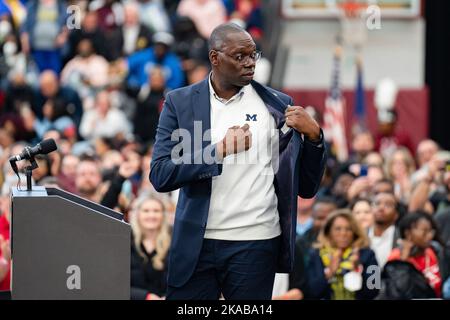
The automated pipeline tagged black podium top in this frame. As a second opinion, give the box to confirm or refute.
[12,186,124,221]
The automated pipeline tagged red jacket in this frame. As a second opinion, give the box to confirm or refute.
[389,247,442,297]
[0,213,10,291]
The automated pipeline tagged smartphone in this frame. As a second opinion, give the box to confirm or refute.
[360,165,368,177]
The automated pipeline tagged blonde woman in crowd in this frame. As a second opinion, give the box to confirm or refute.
[130,195,171,300]
[350,197,374,231]
[385,147,416,204]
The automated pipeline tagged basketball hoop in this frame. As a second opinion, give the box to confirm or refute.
[338,0,368,49]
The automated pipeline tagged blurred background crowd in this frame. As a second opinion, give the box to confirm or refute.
[0,0,449,300]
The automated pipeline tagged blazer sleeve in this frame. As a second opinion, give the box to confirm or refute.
[150,93,223,192]
[276,94,327,199]
[296,104,327,199]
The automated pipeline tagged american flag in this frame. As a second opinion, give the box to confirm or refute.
[323,45,348,162]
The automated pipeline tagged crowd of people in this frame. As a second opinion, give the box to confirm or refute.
[0,0,449,300]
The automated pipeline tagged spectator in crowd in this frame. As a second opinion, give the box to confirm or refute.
[79,90,131,141]
[101,150,141,213]
[296,196,315,239]
[185,60,210,85]
[74,156,104,203]
[375,109,414,158]
[132,66,165,145]
[61,38,110,110]
[306,210,379,300]
[385,147,416,204]
[137,0,171,34]
[92,0,124,60]
[32,98,77,141]
[372,178,395,196]
[368,192,400,268]
[347,164,382,202]
[298,196,337,250]
[177,0,226,39]
[20,0,68,73]
[0,0,26,29]
[350,197,374,231]
[416,139,440,170]
[229,0,264,40]
[93,0,123,33]
[1,73,38,143]
[387,211,443,297]
[0,203,10,291]
[429,154,450,213]
[35,70,83,127]
[0,32,32,84]
[172,17,209,66]
[329,170,355,208]
[66,10,109,62]
[408,152,449,214]
[350,128,375,163]
[118,1,153,57]
[0,167,29,291]
[121,31,184,91]
[435,204,450,297]
[130,195,171,300]
[3,72,36,116]
[94,137,116,159]
[0,110,36,143]
[363,151,384,168]
[57,153,79,193]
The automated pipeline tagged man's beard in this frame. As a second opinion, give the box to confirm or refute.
[78,185,97,197]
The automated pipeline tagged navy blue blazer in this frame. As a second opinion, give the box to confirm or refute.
[150,78,327,288]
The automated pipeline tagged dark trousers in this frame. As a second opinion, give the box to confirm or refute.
[167,236,280,300]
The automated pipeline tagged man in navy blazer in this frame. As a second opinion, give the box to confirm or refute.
[150,23,327,300]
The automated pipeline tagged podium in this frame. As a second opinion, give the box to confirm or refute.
[10,187,130,300]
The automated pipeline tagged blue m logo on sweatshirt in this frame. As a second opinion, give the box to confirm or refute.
[246,114,257,121]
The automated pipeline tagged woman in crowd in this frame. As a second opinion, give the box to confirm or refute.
[387,211,443,297]
[130,195,171,300]
[350,197,374,231]
[385,147,416,204]
[306,210,379,300]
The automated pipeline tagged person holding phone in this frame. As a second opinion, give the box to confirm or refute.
[387,211,443,297]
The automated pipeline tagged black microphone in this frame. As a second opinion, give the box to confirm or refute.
[9,139,57,163]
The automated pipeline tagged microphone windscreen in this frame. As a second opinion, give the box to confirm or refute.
[40,139,58,154]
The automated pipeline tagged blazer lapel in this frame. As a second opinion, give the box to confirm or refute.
[192,79,212,146]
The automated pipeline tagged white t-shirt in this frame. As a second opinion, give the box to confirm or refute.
[204,77,281,241]
[369,225,396,268]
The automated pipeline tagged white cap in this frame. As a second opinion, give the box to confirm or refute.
[153,32,174,47]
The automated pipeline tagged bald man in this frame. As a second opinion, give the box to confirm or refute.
[36,70,83,127]
[150,23,327,300]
